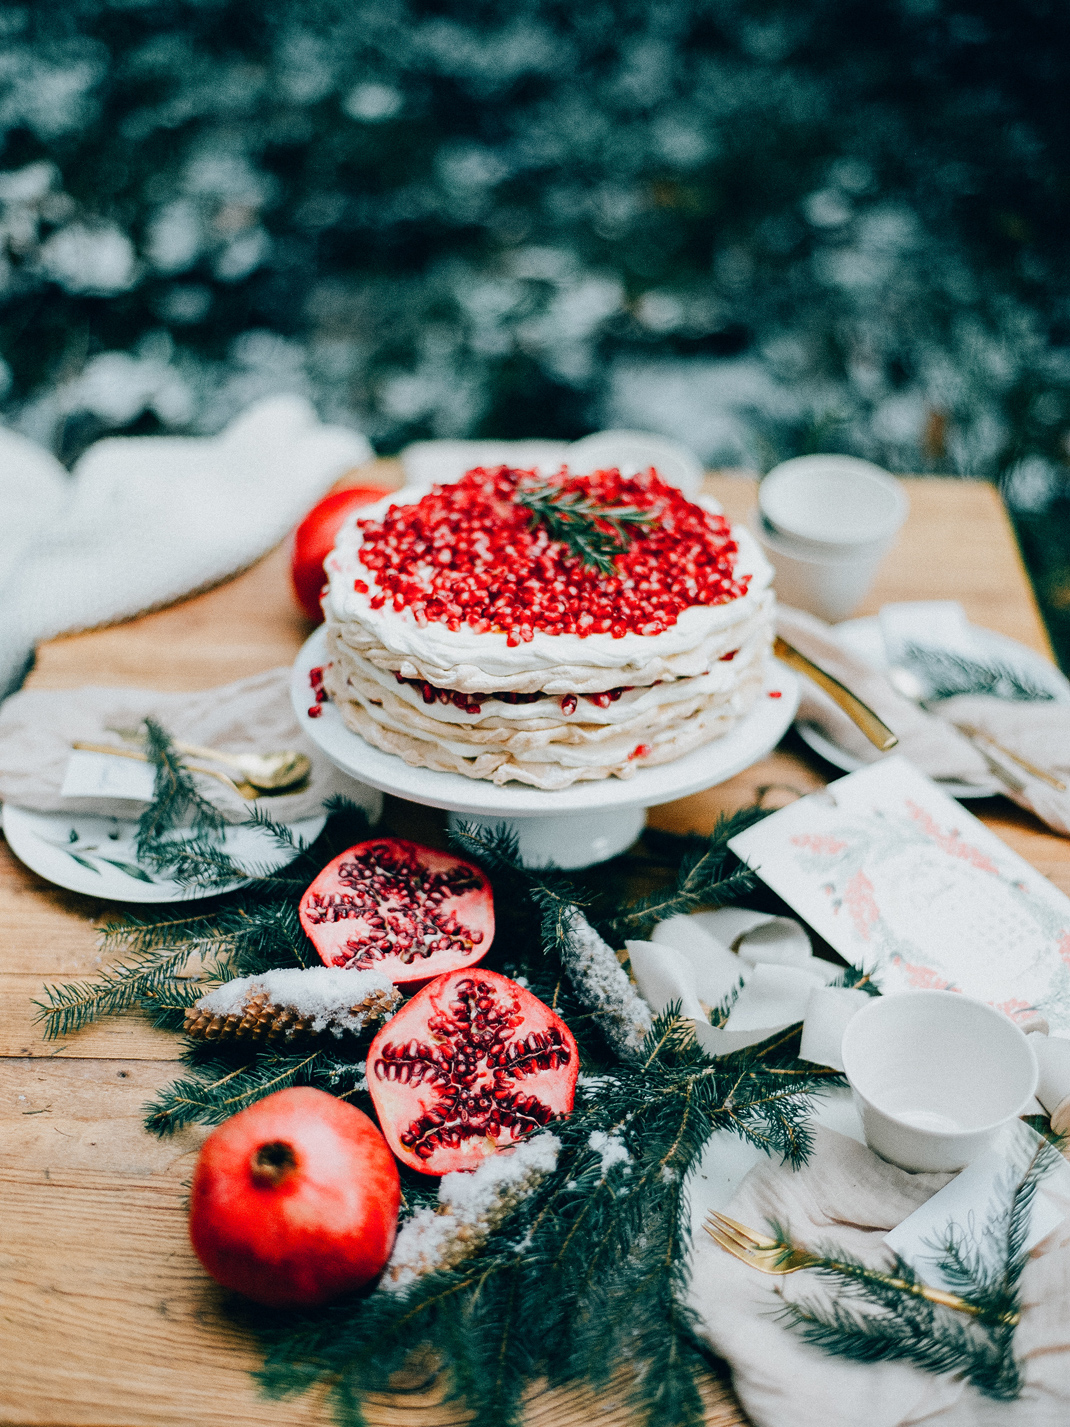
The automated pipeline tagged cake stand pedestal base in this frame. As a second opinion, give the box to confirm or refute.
[446,805,647,870]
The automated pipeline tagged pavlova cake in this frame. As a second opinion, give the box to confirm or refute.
[321,465,774,789]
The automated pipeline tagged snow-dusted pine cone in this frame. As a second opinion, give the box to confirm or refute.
[184,966,399,1045]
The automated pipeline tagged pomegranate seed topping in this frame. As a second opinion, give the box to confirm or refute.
[768,690,783,699]
[307,705,323,718]
[352,466,748,639]
[628,743,652,759]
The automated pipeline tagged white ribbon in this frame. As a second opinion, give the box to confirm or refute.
[627,908,868,1068]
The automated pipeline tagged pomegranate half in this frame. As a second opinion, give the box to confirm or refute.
[299,838,494,986]
[367,968,579,1175]
[189,1086,400,1307]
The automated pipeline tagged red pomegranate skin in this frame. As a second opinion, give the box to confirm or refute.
[299,837,495,987]
[367,968,578,1175]
[189,1086,400,1308]
[291,486,385,624]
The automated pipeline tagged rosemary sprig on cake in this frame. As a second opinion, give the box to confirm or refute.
[514,477,660,574]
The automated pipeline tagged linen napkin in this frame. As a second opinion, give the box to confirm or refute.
[0,395,372,698]
[689,1124,1070,1427]
[779,606,1070,835]
[0,667,380,825]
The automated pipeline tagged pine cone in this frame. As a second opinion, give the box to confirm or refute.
[184,968,399,1045]
[185,991,315,1045]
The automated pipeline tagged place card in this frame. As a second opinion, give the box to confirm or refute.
[885,1119,1070,1293]
[728,756,1070,1033]
[60,749,156,802]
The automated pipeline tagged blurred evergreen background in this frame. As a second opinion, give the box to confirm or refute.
[1,0,1068,663]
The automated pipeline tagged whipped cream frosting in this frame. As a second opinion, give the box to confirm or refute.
[324,490,774,696]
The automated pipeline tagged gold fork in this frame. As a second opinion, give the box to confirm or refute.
[703,1210,1017,1323]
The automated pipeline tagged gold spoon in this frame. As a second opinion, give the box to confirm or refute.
[168,740,312,792]
[72,742,260,800]
[104,728,311,793]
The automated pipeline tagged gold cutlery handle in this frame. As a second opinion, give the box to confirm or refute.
[170,739,247,771]
[807,1252,1017,1323]
[773,637,899,752]
[860,1267,1018,1325]
[71,742,257,800]
[954,723,1066,792]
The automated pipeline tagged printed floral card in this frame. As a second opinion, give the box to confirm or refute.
[728,756,1070,1033]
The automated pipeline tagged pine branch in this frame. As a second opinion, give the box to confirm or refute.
[903,643,1055,703]
[34,943,222,1039]
[603,806,770,936]
[144,1047,367,1135]
[136,717,227,867]
[514,479,659,574]
[776,1139,1061,1400]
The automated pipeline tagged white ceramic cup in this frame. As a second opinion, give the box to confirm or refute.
[749,511,891,622]
[759,454,908,555]
[840,990,1038,1172]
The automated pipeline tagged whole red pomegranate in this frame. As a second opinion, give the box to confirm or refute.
[291,485,385,623]
[300,838,494,986]
[367,968,578,1175]
[189,1086,399,1307]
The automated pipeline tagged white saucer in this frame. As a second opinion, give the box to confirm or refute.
[795,616,1070,800]
[2,805,327,903]
[292,627,799,866]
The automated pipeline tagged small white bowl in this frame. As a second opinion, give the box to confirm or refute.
[841,990,1038,1172]
[759,455,908,556]
[749,512,891,622]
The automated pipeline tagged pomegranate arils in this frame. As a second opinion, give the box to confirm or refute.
[300,839,495,987]
[354,466,749,639]
[388,671,640,717]
[308,665,330,715]
[368,969,579,1174]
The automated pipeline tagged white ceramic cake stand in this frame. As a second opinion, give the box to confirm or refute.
[291,627,799,868]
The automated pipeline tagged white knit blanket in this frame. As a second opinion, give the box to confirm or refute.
[0,395,372,697]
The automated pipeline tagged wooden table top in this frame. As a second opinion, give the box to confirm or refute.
[2,469,1064,1427]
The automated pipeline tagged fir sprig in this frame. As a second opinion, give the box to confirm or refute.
[776,1138,1061,1400]
[514,479,659,574]
[144,1046,368,1135]
[136,716,227,868]
[35,796,374,1039]
[903,644,1056,703]
[34,942,220,1040]
[601,806,769,936]
[250,1010,837,1427]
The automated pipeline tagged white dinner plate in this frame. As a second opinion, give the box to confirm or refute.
[1,805,327,903]
[794,616,1070,799]
[291,626,799,817]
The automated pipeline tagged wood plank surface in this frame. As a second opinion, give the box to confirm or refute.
[1,468,1064,1427]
